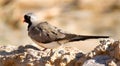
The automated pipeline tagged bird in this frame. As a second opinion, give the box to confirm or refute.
[23,13,109,49]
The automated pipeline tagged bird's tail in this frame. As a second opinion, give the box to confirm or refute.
[69,35,109,42]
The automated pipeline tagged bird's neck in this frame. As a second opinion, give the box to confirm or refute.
[27,21,39,31]
[28,22,32,31]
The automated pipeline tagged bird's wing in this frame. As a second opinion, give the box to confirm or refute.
[29,22,109,44]
[28,22,72,43]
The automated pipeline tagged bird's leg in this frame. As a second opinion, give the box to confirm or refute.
[52,41,64,55]
[51,45,64,56]
[42,48,54,56]
[49,49,54,56]
[57,45,63,52]
[42,48,51,56]
[42,48,47,51]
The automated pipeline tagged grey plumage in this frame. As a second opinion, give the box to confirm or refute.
[24,13,109,49]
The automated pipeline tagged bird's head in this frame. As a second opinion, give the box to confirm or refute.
[24,13,38,24]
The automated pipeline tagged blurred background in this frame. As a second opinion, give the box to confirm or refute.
[0,0,120,46]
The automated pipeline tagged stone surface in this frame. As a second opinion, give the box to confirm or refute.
[0,45,83,66]
[76,39,120,66]
[0,39,120,66]
[82,55,110,66]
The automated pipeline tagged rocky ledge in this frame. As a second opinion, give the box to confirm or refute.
[0,39,120,66]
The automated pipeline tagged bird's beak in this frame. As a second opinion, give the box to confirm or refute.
[22,16,25,22]
[23,20,25,22]
[23,19,26,23]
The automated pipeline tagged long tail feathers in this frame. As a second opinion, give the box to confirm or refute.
[69,35,109,42]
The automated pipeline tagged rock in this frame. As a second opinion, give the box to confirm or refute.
[76,39,120,66]
[82,55,110,66]
[107,60,117,66]
[0,39,120,66]
[116,61,120,66]
[86,39,115,58]
[0,45,84,66]
[114,41,120,60]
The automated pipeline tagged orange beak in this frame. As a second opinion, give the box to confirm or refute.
[23,19,25,22]
[21,16,25,23]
